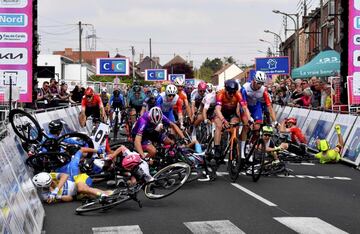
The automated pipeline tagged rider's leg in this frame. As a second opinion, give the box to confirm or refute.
[192,113,204,138]
[240,112,249,159]
[213,116,223,160]
[142,143,157,158]
[79,112,87,128]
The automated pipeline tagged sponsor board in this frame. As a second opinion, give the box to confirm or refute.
[145,69,167,81]
[0,70,28,93]
[0,0,28,8]
[96,58,129,76]
[0,32,27,43]
[0,48,27,65]
[0,13,27,27]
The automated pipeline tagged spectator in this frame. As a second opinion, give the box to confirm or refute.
[49,78,59,96]
[324,85,333,110]
[37,81,52,109]
[310,78,321,108]
[292,87,312,107]
[59,82,72,104]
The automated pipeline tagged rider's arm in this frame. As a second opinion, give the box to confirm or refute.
[279,120,290,133]
[334,128,344,154]
[183,97,192,118]
[134,135,146,158]
[263,91,276,122]
[170,122,185,139]
[80,98,86,114]
[176,98,184,125]
[236,92,252,121]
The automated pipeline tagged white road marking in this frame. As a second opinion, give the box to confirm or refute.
[277,175,352,180]
[288,162,315,166]
[274,217,348,234]
[231,183,277,207]
[92,225,143,234]
[184,220,245,234]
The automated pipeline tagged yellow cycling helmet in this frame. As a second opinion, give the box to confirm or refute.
[317,139,330,152]
[262,126,274,135]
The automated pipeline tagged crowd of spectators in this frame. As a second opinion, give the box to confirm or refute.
[268,76,335,111]
[35,78,85,109]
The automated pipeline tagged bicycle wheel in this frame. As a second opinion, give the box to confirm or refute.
[9,109,42,143]
[75,190,130,214]
[250,139,266,182]
[26,152,72,172]
[57,133,94,157]
[144,162,190,200]
[228,140,240,182]
[113,114,119,140]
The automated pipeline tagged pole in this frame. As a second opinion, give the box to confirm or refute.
[9,77,12,112]
[79,21,83,86]
[131,46,135,80]
[149,38,152,69]
[296,13,299,67]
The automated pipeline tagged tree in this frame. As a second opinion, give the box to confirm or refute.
[196,66,213,82]
[223,56,236,65]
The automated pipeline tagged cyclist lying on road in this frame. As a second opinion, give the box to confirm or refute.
[32,172,113,204]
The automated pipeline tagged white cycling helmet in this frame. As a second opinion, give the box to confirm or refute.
[174,77,185,87]
[165,84,178,96]
[32,172,52,188]
[148,107,163,125]
[206,83,214,92]
[254,71,267,83]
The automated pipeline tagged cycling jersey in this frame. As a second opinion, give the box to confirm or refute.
[241,82,271,107]
[56,150,83,180]
[81,94,103,108]
[127,91,146,107]
[191,89,206,109]
[202,92,216,111]
[156,92,183,121]
[288,127,307,144]
[216,89,247,116]
[110,94,125,109]
[100,94,110,107]
[315,150,340,164]
[49,172,77,197]
[143,96,158,111]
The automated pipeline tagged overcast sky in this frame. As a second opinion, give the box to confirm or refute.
[38,0,319,68]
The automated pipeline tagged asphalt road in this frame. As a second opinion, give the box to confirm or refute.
[43,162,360,234]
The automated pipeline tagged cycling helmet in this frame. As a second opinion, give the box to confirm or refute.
[151,88,159,97]
[85,87,94,96]
[197,81,207,91]
[286,117,297,125]
[262,126,274,135]
[79,158,94,174]
[133,85,141,93]
[32,172,52,188]
[224,80,239,93]
[101,88,107,93]
[122,153,142,171]
[317,139,330,152]
[174,77,185,87]
[148,107,163,125]
[165,84,177,96]
[254,71,267,83]
[113,89,120,96]
[48,120,63,134]
[206,83,214,92]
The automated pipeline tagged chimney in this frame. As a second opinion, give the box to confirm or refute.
[64,48,73,56]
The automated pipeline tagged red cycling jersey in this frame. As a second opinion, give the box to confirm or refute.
[289,127,307,144]
[81,94,103,108]
[216,90,247,116]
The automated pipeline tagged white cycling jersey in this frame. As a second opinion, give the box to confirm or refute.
[202,92,216,110]
[242,82,271,106]
[158,92,179,112]
[191,89,206,108]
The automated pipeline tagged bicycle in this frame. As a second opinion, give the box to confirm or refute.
[75,162,191,214]
[9,109,94,172]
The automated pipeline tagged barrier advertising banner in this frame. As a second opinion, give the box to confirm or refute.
[307,112,337,148]
[0,1,33,103]
[288,107,310,128]
[342,117,360,166]
[302,110,322,144]
[277,106,292,122]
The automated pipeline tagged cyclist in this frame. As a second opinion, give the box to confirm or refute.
[279,117,307,144]
[109,89,126,127]
[202,86,222,124]
[190,81,208,137]
[79,87,106,128]
[173,77,192,121]
[260,126,281,164]
[214,80,252,164]
[127,85,146,123]
[100,88,111,120]
[141,88,160,115]
[32,172,112,204]
[132,107,186,159]
[156,84,185,129]
[314,125,343,164]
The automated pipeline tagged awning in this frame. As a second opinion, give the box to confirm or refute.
[291,50,340,79]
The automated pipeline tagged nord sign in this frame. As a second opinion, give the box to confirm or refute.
[0,48,27,65]
[96,58,130,76]
[0,13,27,27]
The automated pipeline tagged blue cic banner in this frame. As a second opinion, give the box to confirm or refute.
[255,56,290,75]
[168,74,185,82]
[145,69,167,81]
[248,69,256,82]
[185,79,195,86]
[96,58,130,76]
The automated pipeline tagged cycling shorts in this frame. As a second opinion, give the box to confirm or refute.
[130,104,143,115]
[163,110,176,122]
[133,130,166,149]
[73,173,92,186]
[85,106,100,119]
[248,102,263,123]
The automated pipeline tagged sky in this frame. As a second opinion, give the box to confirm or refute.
[38,0,319,68]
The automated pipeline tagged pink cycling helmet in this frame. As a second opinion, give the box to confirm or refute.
[198,81,207,91]
[122,153,142,170]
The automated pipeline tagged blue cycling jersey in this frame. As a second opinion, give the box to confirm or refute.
[110,94,125,108]
[127,91,146,107]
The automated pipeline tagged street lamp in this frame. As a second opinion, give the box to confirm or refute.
[264,30,283,55]
[272,9,299,67]
[259,39,275,56]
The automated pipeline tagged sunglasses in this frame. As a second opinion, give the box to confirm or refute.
[198,90,205,93]
[264,134,272,137]
[86,95,92,99]
[227,91,236,95]
[256,82,264,85]
[167,94,175,98]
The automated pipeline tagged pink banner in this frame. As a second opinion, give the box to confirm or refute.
[0,0,33,103]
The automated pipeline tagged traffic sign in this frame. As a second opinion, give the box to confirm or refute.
[255,56,290,75]
[145,69,167,81]
[168,74,185,82]
[96,58,129,76]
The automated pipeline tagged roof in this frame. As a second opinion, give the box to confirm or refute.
[53,48,109,66]
[212,63,233,76]
[163,55,190,68]
[136,56,162,73]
